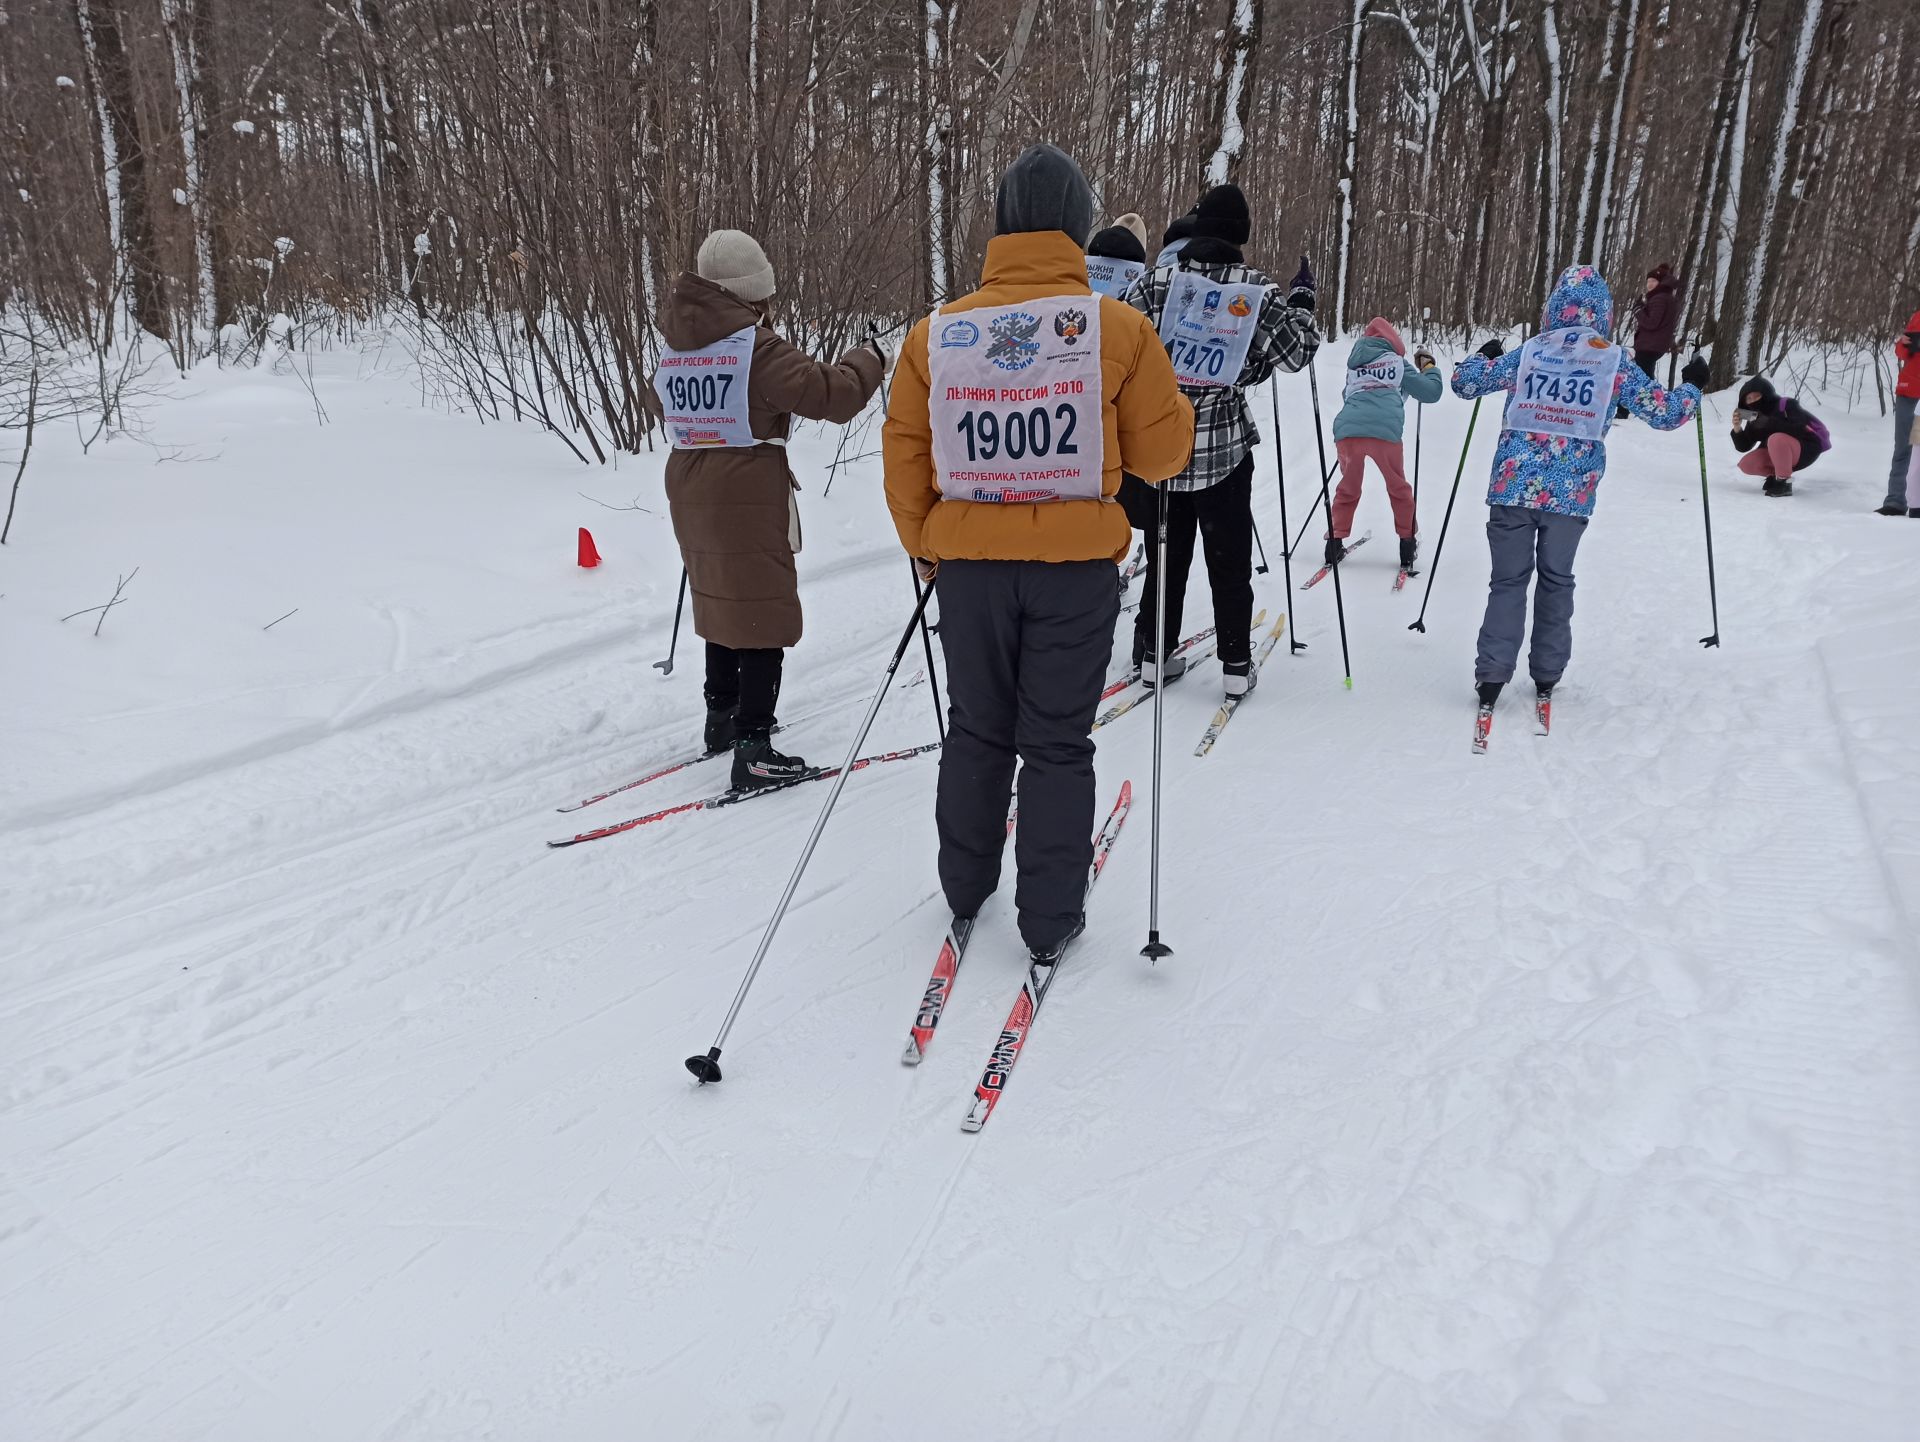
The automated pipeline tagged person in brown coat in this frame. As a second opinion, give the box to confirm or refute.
[655,229,883,789]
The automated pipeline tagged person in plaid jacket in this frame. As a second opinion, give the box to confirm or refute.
[1123,184,1319,698]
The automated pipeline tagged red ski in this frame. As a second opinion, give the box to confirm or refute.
[548,742,940,847]
[961,780,1132,1133]
[902,808,1017,1065]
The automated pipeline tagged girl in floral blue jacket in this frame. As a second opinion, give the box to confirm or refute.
[1451,265,1706,706]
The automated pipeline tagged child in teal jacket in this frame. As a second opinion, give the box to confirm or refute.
[1327,318,1443,568]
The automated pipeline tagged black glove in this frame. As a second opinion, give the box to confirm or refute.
[1905,330,1920,354]
[1680,355,1710,389]
[1285,257,1316,313]
[1476,338,1504,361]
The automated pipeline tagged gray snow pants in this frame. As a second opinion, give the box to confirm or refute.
[1888,394,1916,509]
[934,558,1118,953]
[1474,504,1589,688]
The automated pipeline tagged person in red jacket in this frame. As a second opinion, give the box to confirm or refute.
[1882,308,1920,515]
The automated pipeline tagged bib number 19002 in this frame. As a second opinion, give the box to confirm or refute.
[955,401,1080,463]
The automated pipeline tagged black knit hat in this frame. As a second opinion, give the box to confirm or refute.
[1162,212,1197,248]
[1192,184,1252,245]
[993,143,1095,246]
[1087,225,1147,265]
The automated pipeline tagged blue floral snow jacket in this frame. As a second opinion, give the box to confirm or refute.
[1451,265,1701,518]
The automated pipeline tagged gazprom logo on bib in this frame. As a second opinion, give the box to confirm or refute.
[938,319,981,350]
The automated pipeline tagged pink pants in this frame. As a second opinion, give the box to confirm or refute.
[1737,433,1801,480]
[1330,436,1416,539]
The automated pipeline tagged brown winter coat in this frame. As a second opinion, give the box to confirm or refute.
[883,231,1194,564]
[659,272,882,650]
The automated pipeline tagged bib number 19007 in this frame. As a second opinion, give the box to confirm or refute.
[663,373,735,413]
[955,402,1080,463]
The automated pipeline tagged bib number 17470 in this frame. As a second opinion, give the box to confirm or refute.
[956,403,1080,462]
[1169,337,1229,380]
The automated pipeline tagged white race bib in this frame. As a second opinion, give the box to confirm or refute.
[1506,329,1622,441]
[653,325,757,448]
[1343,352,1405,399]
[1085,255,1144,301]
[1158,274,1269,388]
[926,297,1104,504]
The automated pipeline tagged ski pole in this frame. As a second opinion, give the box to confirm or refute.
[1695,407,1721,648]
[686,584,935,1084]
[1141,480,1173,964]
[1286,458,1338,558]
[1251,516,1270,576]
[655,568,688,674]
[1268,381,1305,652]
[824,327,891,498]
[1413,396,1424,512]
[1305,360,1354,689]
[1408,395,1483,634]
[909,559,946,738]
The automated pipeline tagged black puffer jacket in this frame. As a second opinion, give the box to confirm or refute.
[1732,375,1825,472]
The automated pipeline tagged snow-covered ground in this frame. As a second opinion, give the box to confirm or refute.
[5,338,1919,1440]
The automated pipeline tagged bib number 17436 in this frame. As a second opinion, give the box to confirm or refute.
[1521,372,1596,407]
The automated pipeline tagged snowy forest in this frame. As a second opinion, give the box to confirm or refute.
[2,0,1913,431]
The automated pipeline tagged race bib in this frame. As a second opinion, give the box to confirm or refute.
[1085,255,1144,300]
[1506,329,1622,441]
[1344,353,1405,399]
[1158,274,1268,388]
[926,297,1104,504]
[653,325,757,448]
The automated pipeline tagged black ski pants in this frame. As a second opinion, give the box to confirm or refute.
[704,641,783,734]
[934,559,1118,953]
[1133,454,1255,668]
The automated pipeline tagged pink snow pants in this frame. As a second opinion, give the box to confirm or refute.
[1331,436,1416,539]
[1737,433,1802,480]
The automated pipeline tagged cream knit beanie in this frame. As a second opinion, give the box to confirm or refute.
[696,229,776,303]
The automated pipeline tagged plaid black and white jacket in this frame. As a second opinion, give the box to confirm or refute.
[1125,257,1320,492]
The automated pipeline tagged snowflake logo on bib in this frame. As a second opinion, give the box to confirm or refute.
[1053,309,1088,345]
[986,311,1043,371]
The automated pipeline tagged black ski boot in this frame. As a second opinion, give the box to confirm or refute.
[1876,502,1908,517]
[1476,680,1504,707]
[1399,535,1419,569]
[1026,915,1086,965]
[731,732,811,791]
[1140,651,1188,688]
[703,704,738,755]
[1324,534,1347,567]
[1762,478,1793,498]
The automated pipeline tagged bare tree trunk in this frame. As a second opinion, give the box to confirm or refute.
[1332,0,1368,335]
[1534,0,1563,306]
[1206,0,1262,186]
[73,0,170,340]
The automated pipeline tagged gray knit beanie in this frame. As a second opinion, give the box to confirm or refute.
[993,144,1095,246]
[696,229,776,303]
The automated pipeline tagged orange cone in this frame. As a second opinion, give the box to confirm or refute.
[577,527,601,568]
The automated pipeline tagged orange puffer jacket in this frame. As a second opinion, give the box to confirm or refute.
[883,230,1194,564]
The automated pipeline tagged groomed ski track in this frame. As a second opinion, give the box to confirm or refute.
[5,359,1919,1440]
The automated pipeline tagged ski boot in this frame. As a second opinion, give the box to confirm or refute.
[1223,659,1256,700]
[1324,534,1348,567]
[1762,478,1793,497]
[1532,680,1554,736]
[1399,535,1419,570]
[731,732,811,791]
[1026,915,1086,966]
[703,703,738,755]
[1876,502,1908,517]
[1140,651,1188,688]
